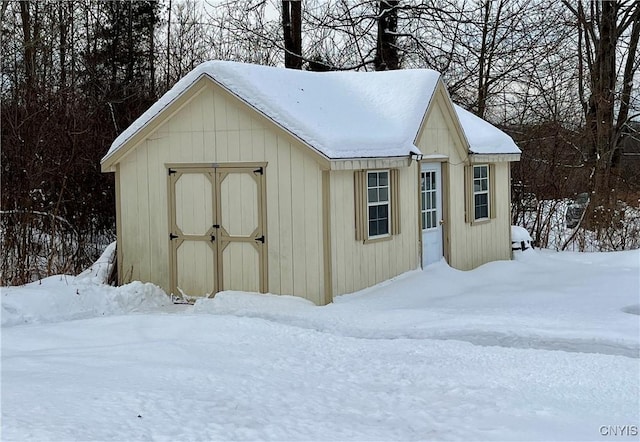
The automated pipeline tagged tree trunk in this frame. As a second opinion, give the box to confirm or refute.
[374,0,399,71]
[19,0,35,90]
[149,6,155,97]
[586,1,617,212]
[613,3,640,167]
[166,0,171,90]
[59,2,67,93]
[282,0,302,69]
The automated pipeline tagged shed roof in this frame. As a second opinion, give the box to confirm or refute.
[454,105,520,155]
[102,61,519,164]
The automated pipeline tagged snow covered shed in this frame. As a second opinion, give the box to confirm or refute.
[101,61,521,305]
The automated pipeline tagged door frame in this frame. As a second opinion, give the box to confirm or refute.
[166,162,268,298]
[417,160,449,268]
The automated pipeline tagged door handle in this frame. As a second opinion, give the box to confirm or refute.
[439,219,445,225]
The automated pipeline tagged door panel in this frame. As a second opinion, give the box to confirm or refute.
[175,173,214,235]
[421,163,443,267]
[221,242,261,293]
[176,240,216,296]
[220,172,259,237]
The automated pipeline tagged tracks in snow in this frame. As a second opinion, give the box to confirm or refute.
[207,311,640,359]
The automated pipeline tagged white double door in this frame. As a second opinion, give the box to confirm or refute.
[421,162,443,267]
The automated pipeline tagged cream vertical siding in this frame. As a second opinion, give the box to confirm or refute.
[329,162,420,296]
[116,82,326,305]
[416,86,512,270]
[445,162,512,269]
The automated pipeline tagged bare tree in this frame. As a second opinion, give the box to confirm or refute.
[204,0,282,65]
[561,0,640,223]
[163,0,209,85]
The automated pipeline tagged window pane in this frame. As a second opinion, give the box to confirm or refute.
[481,179,488,191]
[431,172,436,189]
[474,180,482,192]
[368,173,377,187]
[474,165,487,179]
[421,174,426,191]
[422,212,426,229]
[475,194,488,219]
[369,220,377,237]
[431,192,436,209]
[370,219,389,237]
[379,219,389,235]
[431,212,437,229]
[368,203,389,237]
[476,205,488,220]
[421,193,426,210]
[379,187,388,202]
[379,172,388,186]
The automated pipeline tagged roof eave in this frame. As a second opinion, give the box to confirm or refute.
[468,152,521,163]
[329,155,413,170]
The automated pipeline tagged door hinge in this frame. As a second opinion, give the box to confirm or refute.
[168,168,177,175]
[255,235,265,243]
[253,167,264,175]
[169,233,178,240]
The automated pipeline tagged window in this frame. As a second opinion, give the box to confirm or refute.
[473,165,489,220]
[367,170,390,237]
[354,169,399,241]
[421,170,437,229]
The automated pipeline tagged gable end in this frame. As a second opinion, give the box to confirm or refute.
[101,75,332,173]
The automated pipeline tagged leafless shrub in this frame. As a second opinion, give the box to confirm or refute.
[0,211,114,286]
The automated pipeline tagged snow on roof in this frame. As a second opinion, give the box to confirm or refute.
[104,61,441,162]
[454,104,521,155]
[103,61,520,163]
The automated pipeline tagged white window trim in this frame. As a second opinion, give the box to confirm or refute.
[473,165,490,221]
[421,170,438,231]
[366,170,391,239]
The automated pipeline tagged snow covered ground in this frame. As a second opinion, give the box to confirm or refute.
[2,248,639,441]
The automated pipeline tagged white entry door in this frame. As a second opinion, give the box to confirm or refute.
[421,162,443,267]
